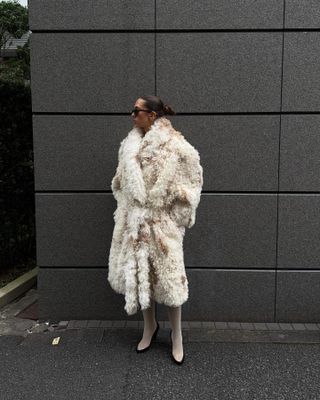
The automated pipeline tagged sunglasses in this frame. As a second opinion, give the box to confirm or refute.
[131,108,152,117]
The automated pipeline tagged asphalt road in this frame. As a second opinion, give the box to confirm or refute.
[1,327,320,400]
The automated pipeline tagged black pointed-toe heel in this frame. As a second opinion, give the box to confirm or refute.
[136,321,160,353]
[169,329,185,365]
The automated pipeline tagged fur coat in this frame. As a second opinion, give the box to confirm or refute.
[107,116,203,315]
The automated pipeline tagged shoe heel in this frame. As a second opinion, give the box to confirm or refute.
[136,320,159,353]
[169,329,185,365]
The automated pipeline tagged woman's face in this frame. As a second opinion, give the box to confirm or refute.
[132,98,157,132]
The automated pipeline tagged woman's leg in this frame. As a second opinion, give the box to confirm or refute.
[136,299,158,351]
[167,305,184,361]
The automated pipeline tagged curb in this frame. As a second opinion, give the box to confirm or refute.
[61,320,320,331]
[50,319,320,344]
[0,267,38,309]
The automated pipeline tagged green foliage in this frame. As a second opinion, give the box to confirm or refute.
[0,0,29,58]
[0,80,35,272]
[0,1,34,277]
[0,37,30,82]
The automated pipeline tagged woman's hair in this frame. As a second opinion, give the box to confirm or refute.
[139,95,176,117]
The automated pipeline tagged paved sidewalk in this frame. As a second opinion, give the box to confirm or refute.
[59,319,320,345]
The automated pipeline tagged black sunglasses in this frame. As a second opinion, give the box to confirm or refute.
[131,108,152,117]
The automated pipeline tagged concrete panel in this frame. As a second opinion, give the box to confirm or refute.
[170,115,280,191]
[278,195,320,269]
[285,0,320,28]
[276,270,320,322]
[38,268,142,321]
[282,32,320,111]
[280,115,320,191]
[185,194,277,268]
[29,0,154,30]
[158,269,276,321]
[157,0,283,29]
[35,193,115,267]
[30,32,155,112]
[157,32,282,112]
[33,115,133,190]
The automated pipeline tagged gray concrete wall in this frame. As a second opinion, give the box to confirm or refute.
[29,0,320,322]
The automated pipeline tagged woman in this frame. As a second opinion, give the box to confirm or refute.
[108,95,203,365]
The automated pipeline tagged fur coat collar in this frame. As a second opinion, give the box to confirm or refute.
[108,116,203,315]
[115,116,182,207]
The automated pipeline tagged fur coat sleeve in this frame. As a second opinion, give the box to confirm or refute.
[167,141,203,228]
[110,138,126,203]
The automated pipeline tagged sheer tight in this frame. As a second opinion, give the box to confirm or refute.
[136,299,184,362]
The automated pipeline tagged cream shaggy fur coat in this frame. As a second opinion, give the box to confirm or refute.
[107,116,203,315]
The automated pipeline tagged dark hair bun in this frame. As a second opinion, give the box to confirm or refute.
[163,104,176,115]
